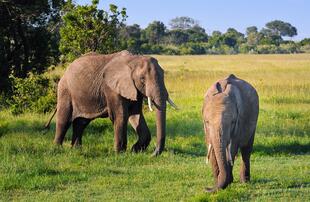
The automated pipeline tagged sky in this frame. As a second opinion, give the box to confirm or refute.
[76,0,310,40]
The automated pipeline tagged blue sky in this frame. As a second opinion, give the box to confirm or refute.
[76,0,310,40]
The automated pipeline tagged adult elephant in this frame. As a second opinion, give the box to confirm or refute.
[202,74,259,192]
[47,50,177,156]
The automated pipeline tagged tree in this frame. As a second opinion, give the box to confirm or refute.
[246,26,258,35]
[119,24,142,53]
[223,28,245,47]
[59,0,127,61]
[265,20,297,37]
[246,26,261,46]
[186,25,208,42]
[0,0,64,92]
[300,38,310,46]
[259,28,283,45]
[165,29,189,45]
[169,16,198,30]
[142,21,166,45]
[207,31,223,48]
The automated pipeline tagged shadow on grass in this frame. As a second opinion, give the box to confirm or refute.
[253,142,310,156]
[191,184,250,202]
[257,125,310,137]
[1,117,114,137]
[1,169,89,191]
[3,119,47,135]
[169,144,205,157]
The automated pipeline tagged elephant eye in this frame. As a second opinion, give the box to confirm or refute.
[140,76,145,83]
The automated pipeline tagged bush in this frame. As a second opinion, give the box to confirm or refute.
[257,44,279,54]
[239,44,254,54]
[140,43,164,54]
[162,45,180,55]
[300,45,310,53]
[8,73,57,114]
[0,120,9,137]
[279,43,300,53]
[179,43,206,55]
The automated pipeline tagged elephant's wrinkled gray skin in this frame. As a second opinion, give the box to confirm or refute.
[202,74,259,192]
[52,50,175,156]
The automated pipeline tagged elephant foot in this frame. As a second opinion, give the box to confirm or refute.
[240,176,250,183]
[204,187,218,193]
[152,147,164,156]
[131,143,147,153]
[53,139,63,145]
[71,143,82,148]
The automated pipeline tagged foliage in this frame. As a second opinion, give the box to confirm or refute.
[0,54,310,201]
[142,21,166,45]
[59,0,127,62]
[265,20,297,37]
[118,24,142,53]
[118,18,304,55]
[300,44,310,53]
[299,38,310,46]
[169,16,199,30]
[0,0,64,92]
[8,73,57,114]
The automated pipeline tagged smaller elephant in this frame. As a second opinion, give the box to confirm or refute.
[202,74,259,192]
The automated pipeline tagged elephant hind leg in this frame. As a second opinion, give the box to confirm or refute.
[71,117,91,147]
[54,103,72,145]
[129,113,151,152]
[54,87,72,145]
[240,134,254,183]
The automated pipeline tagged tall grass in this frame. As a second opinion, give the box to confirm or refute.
[0,54,310,201]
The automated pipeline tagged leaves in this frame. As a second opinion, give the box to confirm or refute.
[59,1,127,62]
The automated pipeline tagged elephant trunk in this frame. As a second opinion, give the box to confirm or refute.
[152,90,168,156]
[212,129,231,190]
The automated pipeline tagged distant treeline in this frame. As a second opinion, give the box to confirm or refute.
[125,20,310,55]
[1,0,310,97]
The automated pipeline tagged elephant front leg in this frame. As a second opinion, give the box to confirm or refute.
[129,113,151,152]
[71,117,90,147]
[113,113,129,153]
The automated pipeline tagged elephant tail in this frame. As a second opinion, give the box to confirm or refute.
[44,107,57,130]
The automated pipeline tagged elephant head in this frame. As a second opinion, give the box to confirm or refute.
[103,52,177,155]
[203,81,240,191]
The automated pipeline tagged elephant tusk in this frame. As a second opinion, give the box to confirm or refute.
[206,144,212,164]
[227,146,233,166]
[167,97,179,110]
[147,97,153,112]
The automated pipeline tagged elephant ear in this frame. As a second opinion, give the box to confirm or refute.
[103,56,137,101]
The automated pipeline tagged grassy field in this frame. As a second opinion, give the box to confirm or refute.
[1,54,310,201]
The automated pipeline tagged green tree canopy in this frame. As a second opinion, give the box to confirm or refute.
[169,16,199,30]
[59,0,127,62]
[265,20,297,37]
[142,21,166,45]
[185,25,208,42]
[119,24,142,53]
[165,30,189,45]
[223,28,245,47]
[0,0,64,92]
[246,26,258,35]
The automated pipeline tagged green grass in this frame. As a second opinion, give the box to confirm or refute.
[1,54,310,201]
